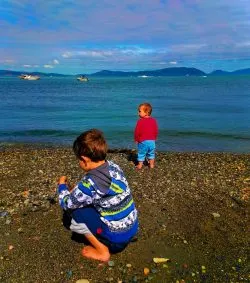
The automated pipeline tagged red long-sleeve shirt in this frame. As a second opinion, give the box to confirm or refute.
[134,117,158,143]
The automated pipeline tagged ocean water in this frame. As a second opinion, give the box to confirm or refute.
[0,75,250,152]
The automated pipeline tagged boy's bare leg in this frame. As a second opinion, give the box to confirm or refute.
[148,159,155,168]
[136,161,143,169]
[82,234,110,262]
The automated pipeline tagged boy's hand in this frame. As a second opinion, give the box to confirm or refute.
[58,176,68,185]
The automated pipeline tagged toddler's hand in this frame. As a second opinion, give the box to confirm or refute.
[58,176,68,185]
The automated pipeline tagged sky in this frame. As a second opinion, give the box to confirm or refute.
[1,0,250,75]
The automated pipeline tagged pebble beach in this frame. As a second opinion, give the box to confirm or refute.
[0,145,249,282]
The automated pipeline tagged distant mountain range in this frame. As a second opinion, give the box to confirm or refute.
[90,67,206,77]
[1,67,250,77]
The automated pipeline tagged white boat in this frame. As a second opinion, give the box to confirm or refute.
[77,75,89,82]
[19,74,40,80]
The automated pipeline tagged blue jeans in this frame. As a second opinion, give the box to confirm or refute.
[137,140,156,161]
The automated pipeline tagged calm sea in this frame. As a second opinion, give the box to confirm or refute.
[0,76,249,152]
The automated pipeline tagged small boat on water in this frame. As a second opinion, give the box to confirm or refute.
[77,75,89,82]
[19,74,40,80]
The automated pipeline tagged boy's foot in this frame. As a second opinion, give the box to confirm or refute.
[81,245,110,262]
[148,159,155,169]
[136,161,143,170]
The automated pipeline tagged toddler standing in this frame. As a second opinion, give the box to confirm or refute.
[134,103,158,169]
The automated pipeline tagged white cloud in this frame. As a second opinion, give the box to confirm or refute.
[4,59,15,63]
[53,59,59,64]
[63,50,113,58]
[169,61,177,65]
[44,64,54,68]
[171,44,207,52]
[77,51,105,57]
[61,46,157,61]
[62,52,72,58]
[22,64,40,68]
[236,41,250,47]
[120,47,154,55]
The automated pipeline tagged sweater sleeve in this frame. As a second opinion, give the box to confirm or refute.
[134,120,140,142]
[154,119,159,140]
[57,179,93,210]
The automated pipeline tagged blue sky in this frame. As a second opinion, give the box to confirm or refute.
[1,0,250,74]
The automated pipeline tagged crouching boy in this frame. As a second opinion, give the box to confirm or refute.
[57,129,139,261]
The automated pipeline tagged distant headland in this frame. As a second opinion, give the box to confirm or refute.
[1,67,250,78]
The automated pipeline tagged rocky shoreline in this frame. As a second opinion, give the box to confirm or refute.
[0,145,249,282]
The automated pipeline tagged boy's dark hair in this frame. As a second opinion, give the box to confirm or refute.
[73,129,107,162]
[139,102,152,115]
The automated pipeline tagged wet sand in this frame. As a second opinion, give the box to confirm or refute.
[0,145,249,282]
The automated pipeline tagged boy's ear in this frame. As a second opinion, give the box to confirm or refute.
[80,156,90,163]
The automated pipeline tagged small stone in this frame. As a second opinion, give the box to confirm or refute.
[24,199,30,205]
[8,245,14,250]
[212,212,220,218]
[22,190,30,198]
[153,257,170,263]
[75,280,90,283]
[0,211,8,217]
[201,265,206,273]
[66,270,72,278]
[126,263,132,268]
[108,260,115,267]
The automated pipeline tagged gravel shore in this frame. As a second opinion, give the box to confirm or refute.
[0,145,249,283]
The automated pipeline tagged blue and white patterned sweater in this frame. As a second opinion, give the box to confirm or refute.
[58,161,138,233]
